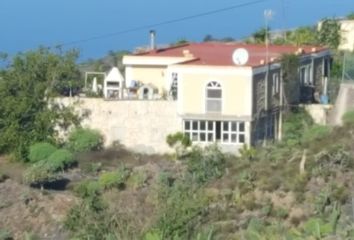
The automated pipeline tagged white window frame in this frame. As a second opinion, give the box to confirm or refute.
[205,81,222,113]
[300,65,312,86]
[272,73,280,95]
[183,120,246,145]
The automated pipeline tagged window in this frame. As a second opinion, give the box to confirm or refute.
[300,65,312,86]
[183,120,246,145]
[206,81,222,113]
[170,72,178,100]
[272,73,279,95]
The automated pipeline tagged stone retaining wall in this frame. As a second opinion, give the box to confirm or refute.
[58,98,182,154]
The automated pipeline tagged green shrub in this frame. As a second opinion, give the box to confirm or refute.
[239,144,256,161]
[272,207,289,219]
[0,229,12,240]
[23,160,57,188]
[74,180,101,199]
[98,167,130,190]
[303,218,332,238]
[47,149,75,171]
[23,232,40,240]
[166,132,191,148]
[166,132,191,159]
[66,181,115,239]
[28,142,57,163]
[302,125,331,144]
[342,110,354,125]
[283,109,313,146]
[0,172,8,183]
[128,170,148,190]
[155,180,207,239]
[186,145,225,184]
[67,128,103,153]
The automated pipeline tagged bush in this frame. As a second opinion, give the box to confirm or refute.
[302,125,331,144]
[283,109,313,146]
[166,132,191,159]
[98,167,130,190]
[0,172,8,183]
[128,170,148,190]
[186,145,225,184]
[342,110,354,125]
[154,180,207,239]
[67,128,103,153]
[47,149,75,171]
[166,132,191,148]
[28,142,57,163]
[74,180,101,199]
[23,160,57,188]
[0,229,12,240]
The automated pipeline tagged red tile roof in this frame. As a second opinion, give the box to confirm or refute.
[136,42,328,67]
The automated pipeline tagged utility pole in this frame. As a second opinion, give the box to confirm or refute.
[264,9,273,144]
[342,51,346,83]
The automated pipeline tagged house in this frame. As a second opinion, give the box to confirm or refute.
[122,42,331,152]
[338,19,354,52]
[318,19,354,52]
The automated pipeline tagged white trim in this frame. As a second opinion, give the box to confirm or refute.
[183,119,246,145]
[123,56,196,66]
[272,72,280,95]
[168,65,253,77]
[125,66,133,87]
[177,73,184,114]
[205,80,223,114]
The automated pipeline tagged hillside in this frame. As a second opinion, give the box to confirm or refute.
[1,109,354,239]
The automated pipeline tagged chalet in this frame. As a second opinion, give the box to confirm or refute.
[121,42,331,152]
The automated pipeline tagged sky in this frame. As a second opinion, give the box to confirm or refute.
[0,0,353,60]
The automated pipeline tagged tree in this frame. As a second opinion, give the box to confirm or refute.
[281,54,300,105]
[287,27,318,46]
[0,48,80,160]
[203,34,215,42]
[252,27,270,44]
[347,12,354,20]
[317,19,341,49]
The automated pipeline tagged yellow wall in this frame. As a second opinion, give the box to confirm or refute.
[127,65,167,93]
[178,67,253,117]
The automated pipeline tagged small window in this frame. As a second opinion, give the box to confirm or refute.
[231,134,237,143]
[206,81,222,113]
[192,121,198,130]
[231,122,237,131]
[200,121,206,130]
[239,122,245,132]
[239,134,245,143]
[272,73,279,95]
[200,133,206,142]
[300,65,312,86]
[208,133,213,141]
[192,132,198,141]
[170,72,178,100]
[185,121,190,130]
[208,121,213,130]
[223,122,229,131]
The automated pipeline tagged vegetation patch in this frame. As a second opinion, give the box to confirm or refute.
[98,167,131,190]
[28,142,57,163]
[67,128,103,153]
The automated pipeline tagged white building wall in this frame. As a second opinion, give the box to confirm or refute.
[58,98,182,154]
[339,20,354,52]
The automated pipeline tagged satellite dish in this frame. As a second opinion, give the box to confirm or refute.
[232,48,249,66]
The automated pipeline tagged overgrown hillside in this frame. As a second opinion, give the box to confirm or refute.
[1,109,354,239]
